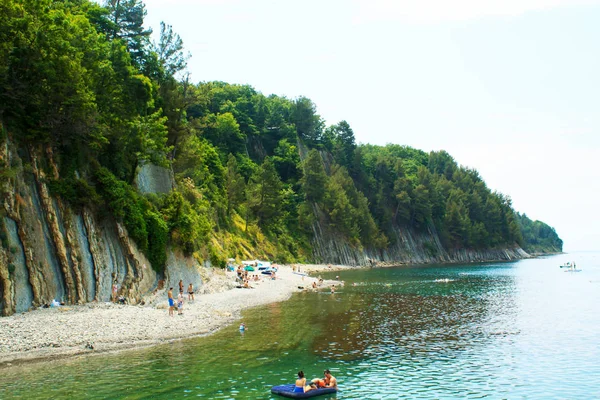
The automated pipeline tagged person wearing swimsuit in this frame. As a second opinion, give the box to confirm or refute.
[167,287,175,316]
[312,372,329,388]
[324,370,337,389]
[294,371,314,393]
[188,283,194,301]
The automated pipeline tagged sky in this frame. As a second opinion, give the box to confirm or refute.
[142,0,600,251]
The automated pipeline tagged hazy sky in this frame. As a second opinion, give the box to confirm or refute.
[142,0,600,251]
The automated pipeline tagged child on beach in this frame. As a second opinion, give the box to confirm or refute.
[168,287,174,317]
[177,292,184,315]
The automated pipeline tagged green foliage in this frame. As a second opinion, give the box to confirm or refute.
[47,178,101,211]
[209,245,226,269]
[0,0,560,267]
[103,0,152,67]
[94,167,148,251]
[145,210,168,272]
[301,149,327,203]
[517,213,562,253]
[226,154,246,215]
[159,189,212,256]
[153,21,187,78]
[291,97,324,146]
[246,157,284,227]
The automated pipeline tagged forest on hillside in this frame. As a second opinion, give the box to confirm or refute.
[0,0,562,272]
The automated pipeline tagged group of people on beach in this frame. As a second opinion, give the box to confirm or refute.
[295,369,337,393]
[167,280,194,316]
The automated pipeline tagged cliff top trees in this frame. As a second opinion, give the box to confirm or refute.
[0,0,561,267]
[103,0,152,67]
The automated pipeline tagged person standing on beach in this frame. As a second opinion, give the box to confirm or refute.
[168,287,174,317]
[177,291,184,315]
[179,279,184,294]
[188,283,194,301]
[112,281,118,302]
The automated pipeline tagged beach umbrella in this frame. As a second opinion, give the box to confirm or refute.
[244,266,255,271]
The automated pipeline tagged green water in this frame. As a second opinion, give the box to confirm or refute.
[2,252,600,399]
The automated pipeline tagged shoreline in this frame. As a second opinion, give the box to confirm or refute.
[0,264,349,368]
[0,253,555,368]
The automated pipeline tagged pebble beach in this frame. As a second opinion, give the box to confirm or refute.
[0,264,348,367]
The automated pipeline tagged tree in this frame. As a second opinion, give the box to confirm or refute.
[272,139,301,183]
[153,21,188,79]
[246,157,284,227]
[412,184,432,229]
[301,149,327,202]
[104,0,152,67]
[329,120,356,170]
[226,154,246,215]
[291,97,323,145]
[202,112,246,157]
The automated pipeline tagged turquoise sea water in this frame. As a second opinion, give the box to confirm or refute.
[1,252,599,399]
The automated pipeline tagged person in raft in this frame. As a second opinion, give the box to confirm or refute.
[167,287,174,317]
[311,369,337,388]
[294,371,315,393]
[323,370,337,388]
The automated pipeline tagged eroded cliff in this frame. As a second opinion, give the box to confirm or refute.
[0,139,157,315]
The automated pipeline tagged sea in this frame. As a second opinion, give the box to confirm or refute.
[1,252,599,399]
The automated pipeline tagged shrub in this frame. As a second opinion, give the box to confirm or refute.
[208,245,226,269]
[145,210,168,274]
[47,178,102,211]
[94,167,148,252]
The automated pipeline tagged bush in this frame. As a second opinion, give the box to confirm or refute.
[94,167,149,252]
[47,178,101,211]
[145,210,168,274]
[209,245,226,268]
[160,190,212,256]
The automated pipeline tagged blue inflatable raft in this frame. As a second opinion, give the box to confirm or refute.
[271,384,337,398]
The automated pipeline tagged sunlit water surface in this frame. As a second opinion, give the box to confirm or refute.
[2,252,599,399]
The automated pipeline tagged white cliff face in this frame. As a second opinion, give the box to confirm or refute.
[134,162,174,195]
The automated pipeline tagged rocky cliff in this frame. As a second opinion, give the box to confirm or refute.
[309,204,530,266]
[0,136,530,316]
[0,136,219,316]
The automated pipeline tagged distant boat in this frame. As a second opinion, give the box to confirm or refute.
[561,261,581,272]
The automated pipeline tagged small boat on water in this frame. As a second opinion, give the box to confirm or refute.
[271,384,337,398]
[561,261,582,272]
[560,262,579,269]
